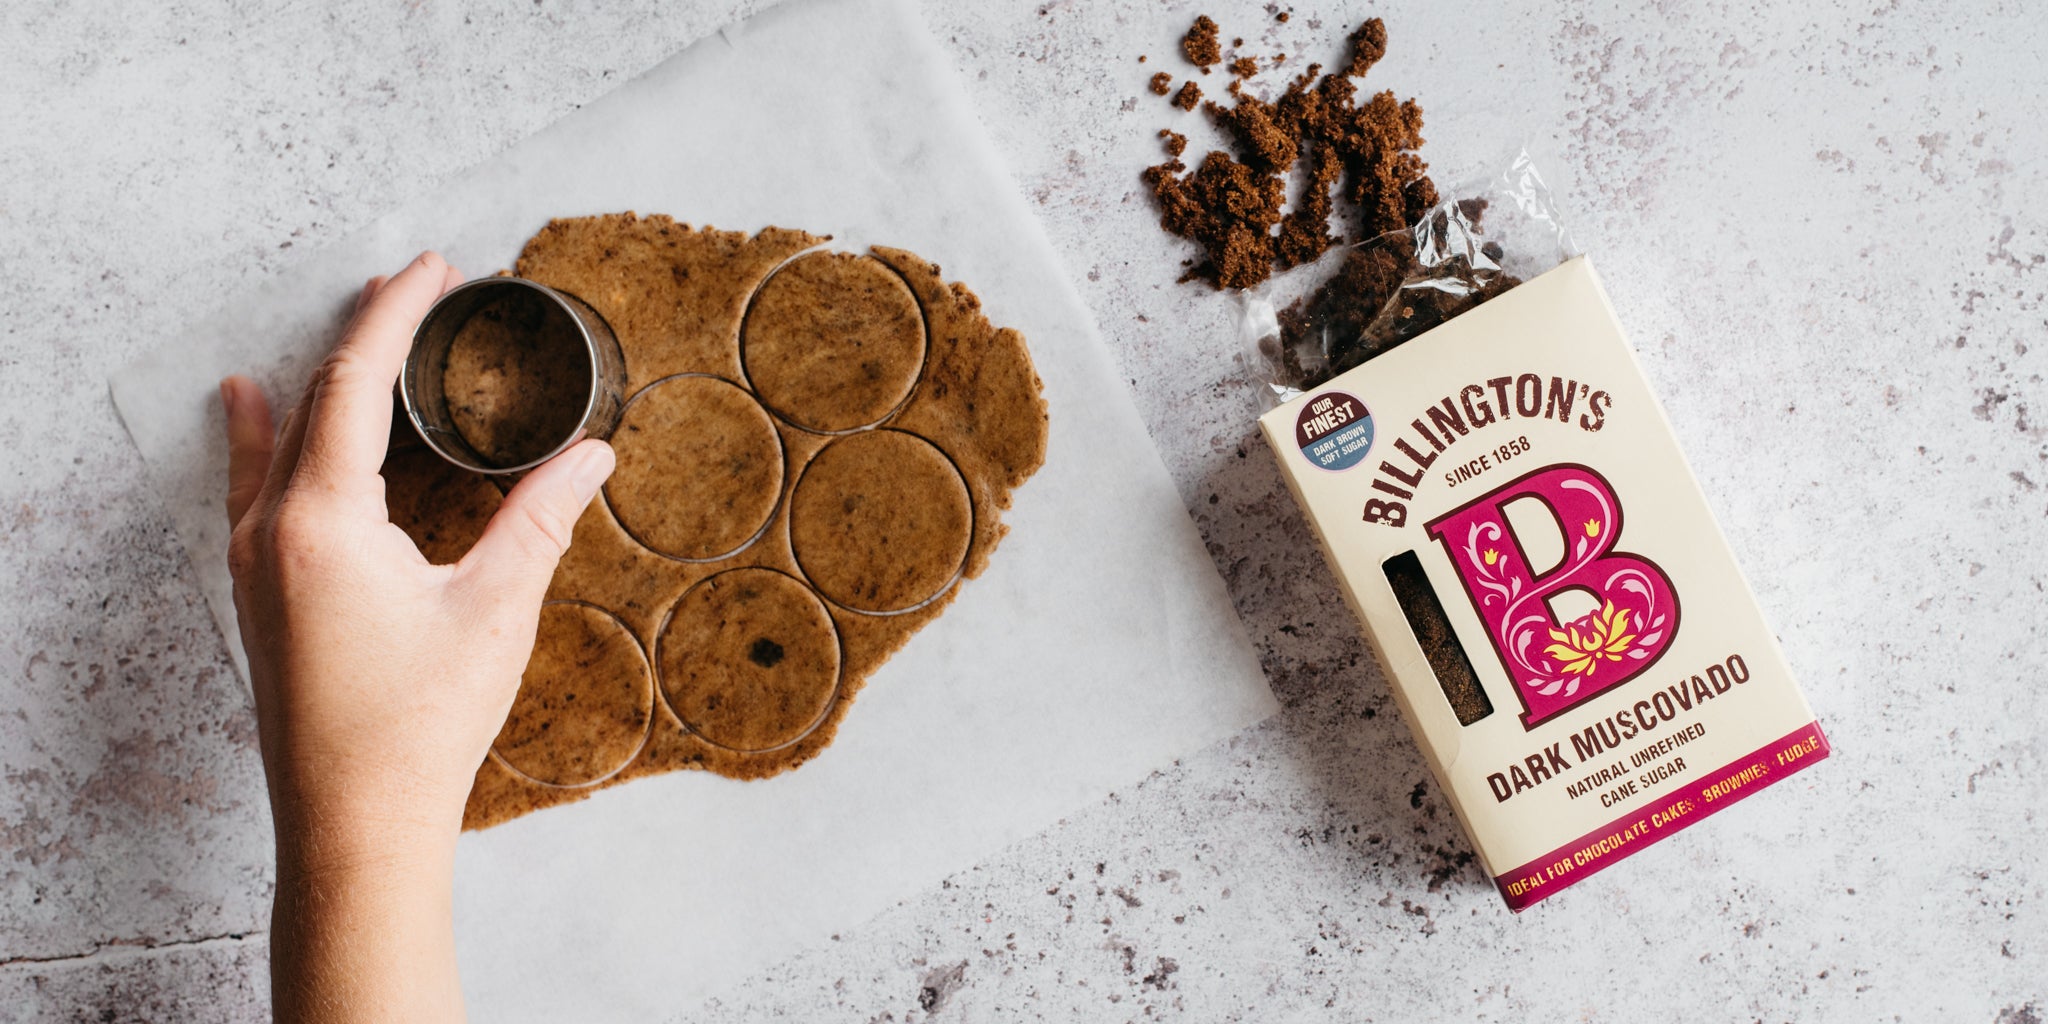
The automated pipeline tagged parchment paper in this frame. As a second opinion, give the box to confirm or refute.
[110,0,1277,1017]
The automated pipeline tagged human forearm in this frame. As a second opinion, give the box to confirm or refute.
[270,806,463,1024]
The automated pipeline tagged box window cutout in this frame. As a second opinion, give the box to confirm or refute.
[1383,550,1493,726]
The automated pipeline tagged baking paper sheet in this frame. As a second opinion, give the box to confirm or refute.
[110,0,1277,1017]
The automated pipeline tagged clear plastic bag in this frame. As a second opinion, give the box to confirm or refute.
[1247,146,1580,406]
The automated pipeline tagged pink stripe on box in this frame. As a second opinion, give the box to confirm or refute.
[1494,721,1830,911]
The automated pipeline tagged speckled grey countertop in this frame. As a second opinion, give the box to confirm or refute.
[3,1,2042,1021]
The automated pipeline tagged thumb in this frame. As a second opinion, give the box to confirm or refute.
[455,440,615,606]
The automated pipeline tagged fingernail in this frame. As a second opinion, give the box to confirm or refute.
[218,378,236,416]
[570,443,615,500]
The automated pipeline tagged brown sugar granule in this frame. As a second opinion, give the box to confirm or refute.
[1277,11,1290,22]
[1207,89,1296,172]
[1141,151,1285,290]
[1149,71,1173,95]
[1172,80,1202,111]
[1138,55,1148,63]
[1233,37,1245,47]
[1338,87,1434,233]
[1183,15,1221,70]
[1344,18,1388,78]
[1230,56,1258,78]
[1142,17,1437,291]
[1273,145,1341,269]
[1158,129,1187,157]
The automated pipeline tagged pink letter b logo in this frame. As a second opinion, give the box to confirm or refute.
[1425,464,1679,727]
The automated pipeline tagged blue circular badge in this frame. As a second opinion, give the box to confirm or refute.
[1294,390,1374,472]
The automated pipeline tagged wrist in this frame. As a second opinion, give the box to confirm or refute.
[268,769,464,885]
[273,808,456,885]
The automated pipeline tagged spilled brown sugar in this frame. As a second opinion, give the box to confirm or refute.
[1148,71,1172,96]
[1142,15,1437,290]
[1183,15,1221,70]
[1171,80,1202,111]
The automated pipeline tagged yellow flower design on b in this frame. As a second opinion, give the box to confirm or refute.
[1483,548,1499,567]
[1583,519,1602,538]
[1544,601,1635,678]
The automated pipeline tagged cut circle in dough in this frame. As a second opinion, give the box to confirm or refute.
[492,602,654,788]
[411,218,1055,830]
[442,286,591,469]
[742,252,926,433]
[605,374,785,561]
[790,429,972,613]
[658,568,842,752]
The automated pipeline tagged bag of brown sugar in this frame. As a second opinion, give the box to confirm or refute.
[1250,149,1828,910]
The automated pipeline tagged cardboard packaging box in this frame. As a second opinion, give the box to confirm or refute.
[1258,256,1828,910]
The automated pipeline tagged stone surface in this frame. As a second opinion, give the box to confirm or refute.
[2,0,2042,1021]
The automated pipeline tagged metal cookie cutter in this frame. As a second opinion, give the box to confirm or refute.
[400,277,627,475]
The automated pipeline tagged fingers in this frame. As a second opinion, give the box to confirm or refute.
[354,275,387,314]
[454,441,614,608]
[221,376,277,530]
[253,359,322,518]
[294,252,460,490]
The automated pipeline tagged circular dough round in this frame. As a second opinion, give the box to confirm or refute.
[742,252,926,432]
[605,375,784,561]
[492,603,654,787]
[658,568,841,752]
[790,430,972,612]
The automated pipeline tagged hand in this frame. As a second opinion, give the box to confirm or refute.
[221,251,615,1022]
